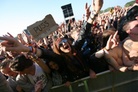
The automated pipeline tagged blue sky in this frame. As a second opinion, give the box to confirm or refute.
[0,0,133,37]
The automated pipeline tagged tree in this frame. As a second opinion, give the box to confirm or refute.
[125,0,135,7]
[104,7,113,12]
[100,0,135,13]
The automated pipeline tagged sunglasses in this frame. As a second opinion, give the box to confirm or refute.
[0,57,5,61]
[58,39,68,47]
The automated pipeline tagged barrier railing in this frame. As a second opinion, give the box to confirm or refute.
[50,70,138,92]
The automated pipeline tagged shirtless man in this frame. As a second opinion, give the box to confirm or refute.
[104,6,138,72]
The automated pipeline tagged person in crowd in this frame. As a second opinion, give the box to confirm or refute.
[53,37,90,79]
[1,1,138,92]
[0,0,103,79]
[0,54,6,63]
[118,5,138,41]
[52,0,104,78]
[104,5,138,72]
[89,28,120,74]
[0,72,13,92]
[9,54,52,92]
[46,60,74,86]
[0,46,14,92]
[0,59,23,92]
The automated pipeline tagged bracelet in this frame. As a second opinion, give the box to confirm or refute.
[103,48,109,54]
[103,47,109,51]
[90,10,98,20]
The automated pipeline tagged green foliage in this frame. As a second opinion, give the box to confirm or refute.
[101,0,135,13]
[99,10,104,14]
[104,7,113,12]
[125,0,135,7]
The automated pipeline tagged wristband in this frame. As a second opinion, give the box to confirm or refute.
[103,48,109,54]
[90,10,98,20]
[103,47,109,51]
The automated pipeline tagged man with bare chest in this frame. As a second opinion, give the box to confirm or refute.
[104,6,138,72]
[106,37,138,72]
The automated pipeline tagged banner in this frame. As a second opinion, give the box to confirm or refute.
[27,14,58,40]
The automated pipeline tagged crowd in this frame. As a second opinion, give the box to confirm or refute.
[0,0,138,92]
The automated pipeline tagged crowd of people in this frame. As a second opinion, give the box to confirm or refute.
[0,0,138,92]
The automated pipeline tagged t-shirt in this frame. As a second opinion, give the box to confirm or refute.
[7,77,18,92]
[0,72,13,92]
[51,71,62,86]
[28,63,47,89]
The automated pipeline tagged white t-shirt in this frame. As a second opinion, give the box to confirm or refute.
[28,63,47,89]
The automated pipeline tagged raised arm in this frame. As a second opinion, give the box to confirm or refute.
[87,0,103,24]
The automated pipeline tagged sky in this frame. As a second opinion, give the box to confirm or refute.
[0,0,133,37]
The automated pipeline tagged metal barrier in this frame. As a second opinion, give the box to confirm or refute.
[50,70,138,92]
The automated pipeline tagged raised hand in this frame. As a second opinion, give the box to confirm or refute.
[35,80,43,92]
[111,31,119,48]
[85,3,91,21]
[21,32,31,45]
[17,34,26,45]
[0,36,29,52]
[7,32,14,38]
[92,0,103,13]
[105,31,119,50]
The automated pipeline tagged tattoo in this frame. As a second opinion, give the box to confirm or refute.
[124,40,133,50]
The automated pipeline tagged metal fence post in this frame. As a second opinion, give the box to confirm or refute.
[84,80,89,92]
[69,85,73,92]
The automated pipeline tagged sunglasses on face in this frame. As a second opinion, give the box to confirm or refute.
[59,39,68,47]
[0,56,5,61]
